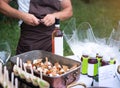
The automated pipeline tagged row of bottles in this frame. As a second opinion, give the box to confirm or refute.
[81,53,116,77]
[52,19,63,56]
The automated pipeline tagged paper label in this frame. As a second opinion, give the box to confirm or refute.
[54,37,63,56]
[81,58,88,74]
[99,65,120,88]
[88,64,94,76]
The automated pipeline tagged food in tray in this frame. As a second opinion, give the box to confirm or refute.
[12,56,78,88]
[13,57,50,88]
[23,57,78,77]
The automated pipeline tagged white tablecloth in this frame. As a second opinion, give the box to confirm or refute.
[66,55,120,88]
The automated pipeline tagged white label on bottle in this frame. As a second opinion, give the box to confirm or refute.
[54,37,63,56]
[88,64,94,76]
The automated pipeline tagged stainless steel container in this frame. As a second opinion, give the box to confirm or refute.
[10,50,81,88]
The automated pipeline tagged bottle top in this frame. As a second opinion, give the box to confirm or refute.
[55,18,60,24]
[88,58,98,64]
[55,18,60,28]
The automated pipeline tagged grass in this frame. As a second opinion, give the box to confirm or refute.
[0,0,120,56]
[0,19,20,55]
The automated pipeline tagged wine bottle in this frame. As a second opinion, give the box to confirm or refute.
[87,54,98,77]
[52,19,63,56]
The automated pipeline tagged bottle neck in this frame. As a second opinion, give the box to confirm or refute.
[52,24,62,38]
[55,24,60,28]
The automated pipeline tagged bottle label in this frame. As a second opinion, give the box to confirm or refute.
[109,59,116,64]
[81,57,88,74]
[54,37,63,56]
[88,63,98,77]
[97,57,102,67]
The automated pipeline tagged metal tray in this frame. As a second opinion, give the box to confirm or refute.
[10,50,81,88]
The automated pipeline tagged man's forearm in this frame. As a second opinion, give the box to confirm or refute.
[53,7,73,21]
[0,1,40,26]
[0,1,24,20]
[53,0,73,21]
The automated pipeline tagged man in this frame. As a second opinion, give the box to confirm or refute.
[0,0,73,54]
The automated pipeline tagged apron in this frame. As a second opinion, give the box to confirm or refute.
[16,0,61,54]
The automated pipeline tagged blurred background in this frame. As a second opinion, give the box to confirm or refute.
[0,0,120,56]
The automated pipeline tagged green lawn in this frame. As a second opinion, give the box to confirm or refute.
[0,0,120,56]
[0,19,20,55]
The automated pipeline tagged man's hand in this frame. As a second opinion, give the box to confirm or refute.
[21,12,40,26]
[0,1,40,26]
[41,14,56,26]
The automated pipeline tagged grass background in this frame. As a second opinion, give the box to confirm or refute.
[0,0,120,56]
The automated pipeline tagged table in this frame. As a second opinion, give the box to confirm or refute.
[66,55,120,88]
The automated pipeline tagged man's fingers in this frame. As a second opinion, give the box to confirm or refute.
[41,19,54,26]
[33,20,40,25]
